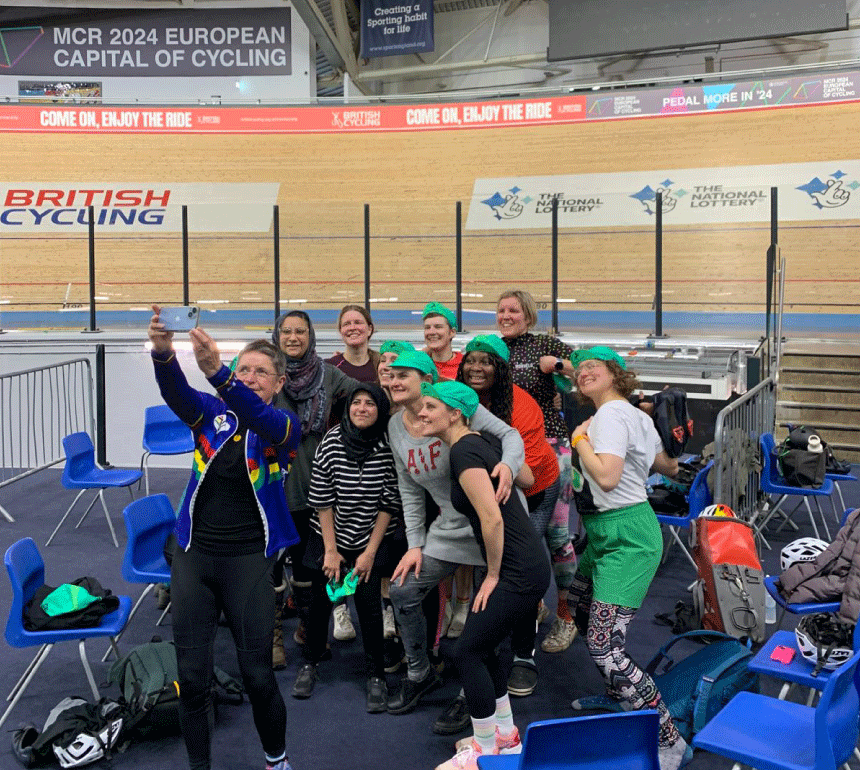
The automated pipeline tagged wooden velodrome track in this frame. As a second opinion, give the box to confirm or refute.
[1,100,858,319]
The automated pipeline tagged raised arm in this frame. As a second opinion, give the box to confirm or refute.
[470,404,525,504]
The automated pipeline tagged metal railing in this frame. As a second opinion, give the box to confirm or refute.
[0,358,95,522]
[712,376,776,520]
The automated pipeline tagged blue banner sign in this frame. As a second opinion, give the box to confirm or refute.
[360,0,433,58]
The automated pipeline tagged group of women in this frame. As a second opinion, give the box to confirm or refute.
[147,289,691,770]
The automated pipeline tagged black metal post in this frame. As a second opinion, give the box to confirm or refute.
[455,201,463,331]
[182,205,190,306]
[654,191,663,338]
[364,204,371,311]
[273,205,280,326]
[84,205,99,333]
[765,186,778,341]
[551,197,559,334]
[95,343,110,467]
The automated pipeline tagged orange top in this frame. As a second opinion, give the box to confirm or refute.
[511,384,559,497]
[433,351,464,381]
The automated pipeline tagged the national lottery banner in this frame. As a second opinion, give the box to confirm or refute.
[360,0,434,59]
[0,183,280,232]
[0,7,291,76]
[465,160,860,230]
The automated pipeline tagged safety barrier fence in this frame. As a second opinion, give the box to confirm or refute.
[712,376,777,521]
[1,185,812,337]
[0,358,95,522]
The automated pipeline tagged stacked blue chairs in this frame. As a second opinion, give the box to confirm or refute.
[693,646,860,770]
[101,494,175,662]
[140,404,194,495]
[476,710,660,770]
[47,431,143,548]
[655,460,713,572]
[0,538,132,729]
[756,433,834,545]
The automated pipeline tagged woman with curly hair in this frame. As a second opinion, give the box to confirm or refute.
[456,334,559,697]
[566,346,689,770]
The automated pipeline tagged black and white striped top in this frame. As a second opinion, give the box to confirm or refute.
[307,425,402,550]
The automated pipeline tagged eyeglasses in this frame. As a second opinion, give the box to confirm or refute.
[236,365,279,379]
[279,327,308,336]
[574,361,604,378]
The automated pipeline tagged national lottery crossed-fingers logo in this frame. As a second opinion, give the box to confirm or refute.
[481,186,532,220]
[629,180,686,216]
[796,170,857,210]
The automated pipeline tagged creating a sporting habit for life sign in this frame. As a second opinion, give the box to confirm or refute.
[360,0,433,58]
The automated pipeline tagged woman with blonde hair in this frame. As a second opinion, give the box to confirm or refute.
[496,289,578,654]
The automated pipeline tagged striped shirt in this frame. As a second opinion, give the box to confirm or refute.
[307,425,402,550]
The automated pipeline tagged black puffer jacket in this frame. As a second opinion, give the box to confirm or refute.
[777,508,860,624]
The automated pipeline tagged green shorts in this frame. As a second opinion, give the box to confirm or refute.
[576,501,662,609]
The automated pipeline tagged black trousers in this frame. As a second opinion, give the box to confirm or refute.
[303,531,400,676]
[171,545,287,770]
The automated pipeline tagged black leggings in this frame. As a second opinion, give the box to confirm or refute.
[452,584,544,720]
[171,545,286,770]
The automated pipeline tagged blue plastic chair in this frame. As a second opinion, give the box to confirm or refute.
[756,433,834,545]
[476,710,660,770]
[0,538,132,729]
[48,431,143,548]
[828,473,858,524]
[101,494,175,662]
[693,646,860,770]
[655,461,714,572]
[140,405,194,495]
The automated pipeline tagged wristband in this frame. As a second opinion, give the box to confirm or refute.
[571,434,590,448]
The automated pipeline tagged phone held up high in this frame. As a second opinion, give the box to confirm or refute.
[160,306,200,332]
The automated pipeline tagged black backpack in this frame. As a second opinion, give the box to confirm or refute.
[652,387,693,458]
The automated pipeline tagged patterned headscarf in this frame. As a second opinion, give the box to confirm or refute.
[273,310,328,435]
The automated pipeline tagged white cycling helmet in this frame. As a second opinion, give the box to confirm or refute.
[781,537,829,572]
[52,712,123,768]
[794,613,854,672]
[698,504,735,518]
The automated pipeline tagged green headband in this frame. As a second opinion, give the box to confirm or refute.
[389,350,440,382]
[464,334,509,362]
[570,346,627,370]
[420,380,479,419]
[422,302,457,331]
[379,340,415,355]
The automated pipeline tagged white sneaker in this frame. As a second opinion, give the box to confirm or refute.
[383,605,397,639]
[333,603,357,641]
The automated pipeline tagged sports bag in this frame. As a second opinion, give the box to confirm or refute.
[777,427,826,488]
[692,514,766,643]
[645,630,759,743]
[108,639,243,738]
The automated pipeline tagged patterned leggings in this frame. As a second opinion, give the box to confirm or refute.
[569,573,680,748]
[545,438,577,590]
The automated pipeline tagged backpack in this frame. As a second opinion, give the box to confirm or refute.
[651,387,693,458]
[108,639,243,738]
[645,630,759,742]
[691,514,766,644]
[776,426,827,488]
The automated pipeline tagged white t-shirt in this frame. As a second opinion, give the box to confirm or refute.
[583,399,663,511]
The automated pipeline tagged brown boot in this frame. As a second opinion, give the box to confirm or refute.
[273,578,287,670]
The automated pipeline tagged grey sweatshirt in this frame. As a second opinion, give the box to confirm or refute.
[388,405,525,566]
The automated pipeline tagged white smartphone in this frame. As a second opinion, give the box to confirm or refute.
[160,305,200,332]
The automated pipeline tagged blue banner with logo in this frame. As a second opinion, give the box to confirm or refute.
[360,0,433,59]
